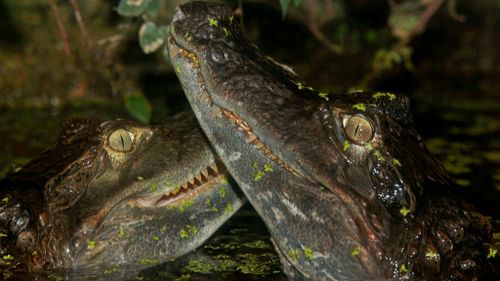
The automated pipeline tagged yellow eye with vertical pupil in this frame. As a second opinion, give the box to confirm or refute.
[344,115,373,143]
[108,129,134,152]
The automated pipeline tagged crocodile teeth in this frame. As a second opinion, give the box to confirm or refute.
[181,183,189,189]
[209,162,219,175]
[201,168,209,180]
[239,121,250,132]
[188,177,196,186]
[194,177,202,186]
[196,173,203,183]
[255,140,264,149]
[246,133,257,143]
[211,107,221,117]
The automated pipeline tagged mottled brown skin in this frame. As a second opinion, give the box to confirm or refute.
[0,112,245,273]
[167,2,499,280]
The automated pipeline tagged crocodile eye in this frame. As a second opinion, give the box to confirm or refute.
[344,115,373,143]
[108,129,134,152]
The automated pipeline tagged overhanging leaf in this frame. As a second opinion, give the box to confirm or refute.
[117,0,151,17]
[125,94,152,123]
[145,0,160,16]
[279,0,290,18]
[138,21,167,54]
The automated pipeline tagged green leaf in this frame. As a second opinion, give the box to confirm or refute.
[279,0,290,18]
[125,94,152,123]
[145,0,160,16]
[138,22,168,54]
[117,0,151,17]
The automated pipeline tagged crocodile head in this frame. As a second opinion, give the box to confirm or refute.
[168,1,497,280]
[0,112,244,273]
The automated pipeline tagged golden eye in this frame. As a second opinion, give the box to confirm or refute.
[108,129,134,152]
[344,115,373,143]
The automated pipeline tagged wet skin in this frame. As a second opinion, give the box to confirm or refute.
[167,2,498,280]
[0,112,245,273]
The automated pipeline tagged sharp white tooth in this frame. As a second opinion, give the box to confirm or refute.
[188,177,196,185]
[196,173,203,182]
[210,162,219,174]
[246,133,257,143]
[240,122,250,131]
[211,107,221,117]
[201,168,209,179]
[182,183,189,189]
[255,141,264,149]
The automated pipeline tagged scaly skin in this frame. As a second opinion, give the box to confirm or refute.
[167,2,498,280]
[0,112,245,273]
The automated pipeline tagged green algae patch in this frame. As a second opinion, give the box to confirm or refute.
[318,92,329,101]
[160,225,168,234]
[103,267,121,274]
[87,240,96,250]
[487,246,497,258]
[352,103,367,111]
[303,247,314,260]
[149,182,158,193]
[178,200,194,212]
[185,259,214,273]
[351,246,360,257]
[393,158,402,167]
[137,258,158,266]
[220,175,228,184]
[364,143,374,151]
[254,171,265,181]
[252,162,274,182]
[180,229,189,239]
[224,203,234,214]
[373,150,385,161]
[288,248,300,261]
[263,163,273,172]
[118,224,126,238]
[186,224,198,235]
[342,140,350,152]
[399,206,411,216]
[236,253,279,275]
[208,18,219,27]
[242,240,271,249]
[151,235,160,241]
[295,81,305,90]
[399,263,408,273]
[373,92,396,101]
[425,250,439,261]
[0,233,7,239]
[218,187,226,198]
[1,197,8,204]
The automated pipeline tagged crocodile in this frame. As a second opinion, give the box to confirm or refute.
[0,112,245,275]
[167,1,499,280]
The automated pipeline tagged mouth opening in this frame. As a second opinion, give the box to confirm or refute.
[133,161,226,208]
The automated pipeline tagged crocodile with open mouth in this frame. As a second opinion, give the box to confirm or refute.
[167,2,499,280]
[0,112,244,275]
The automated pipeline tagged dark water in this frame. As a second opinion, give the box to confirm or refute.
[0,87,498,280]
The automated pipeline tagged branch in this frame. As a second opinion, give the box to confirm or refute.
[68,0,91,48]
[48,0,72,58]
